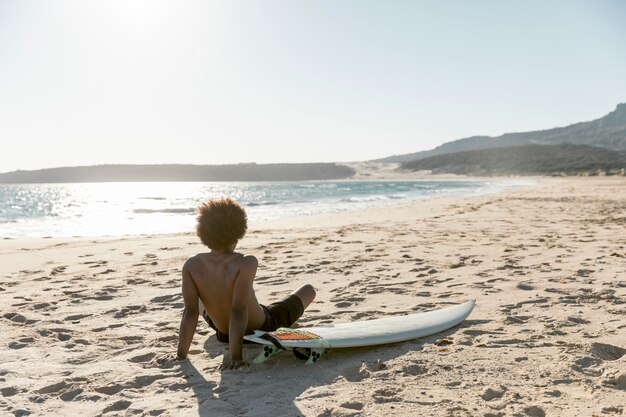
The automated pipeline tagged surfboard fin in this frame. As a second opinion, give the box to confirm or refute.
[253,345,281,364]
[304,348,325,365]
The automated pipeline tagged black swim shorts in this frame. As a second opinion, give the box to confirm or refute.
[203,294,304,343]
[259,294,305,332]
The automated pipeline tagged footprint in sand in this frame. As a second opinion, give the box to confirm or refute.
[1,386,24,397]
[9,340,29,349]
[37,380,72,395]
[37,377,88,403]
[351,312,374,320]
[102,400,132,414]
[544,389,561,397]
[126,278,150,285]
[591,342,626,361]
[372,387,402,403]
[571,356,603,376]
[84,260,108,267]
[150,294,182,308]
[50,266,67,275]
[523,405,546,417]
[401,363,427,376]
[32,276,52,282]
[64,313,92,323]
[481,385,507,401]
[334,301,352,308]
[3,312,27,324]
[504,315,531,325]
[135,253,160,266]
[91,323,125,332]
[340,401,364,411]
[341,364,371,382]
[86,292,114,301]
[117,335,144,345]
[37,327,73,343]
[113,305,147,319]
[128,352,156,363]
[436,291,464,299]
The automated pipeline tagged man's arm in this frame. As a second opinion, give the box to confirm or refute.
[177,260,199,360]
[222,255,258,369]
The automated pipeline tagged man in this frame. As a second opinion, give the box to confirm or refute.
[176,198,316,369]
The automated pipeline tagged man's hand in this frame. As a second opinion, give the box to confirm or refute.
[154,353,186,367]
[219,359,249,371]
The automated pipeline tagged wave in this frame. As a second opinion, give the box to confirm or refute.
[0,180,526,237]
[133,208,195,214]
[340,195,389,203]
[340,194,408,203]
[245,201,282,207]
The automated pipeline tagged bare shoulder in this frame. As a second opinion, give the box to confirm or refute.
[182,254,201,272]
[234,254,258,280]
[240,254,258,269]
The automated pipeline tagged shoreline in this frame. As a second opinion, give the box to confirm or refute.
[0,175,536,241]
[1,176,625,416]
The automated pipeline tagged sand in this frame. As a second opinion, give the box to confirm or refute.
[1,177,625,417]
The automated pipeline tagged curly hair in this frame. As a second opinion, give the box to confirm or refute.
[196,198,248,250]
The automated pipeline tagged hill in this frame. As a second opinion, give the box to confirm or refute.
[379,102,626,163]
[400,144,626,176]
[0,163,356,183]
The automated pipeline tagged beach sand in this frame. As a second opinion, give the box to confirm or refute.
[1,177,625,417]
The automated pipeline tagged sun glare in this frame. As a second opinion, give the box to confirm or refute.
[99,0,173,37]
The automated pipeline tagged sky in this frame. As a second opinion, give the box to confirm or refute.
[0,0,625,171]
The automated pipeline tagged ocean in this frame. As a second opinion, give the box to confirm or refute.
[0,179,532,238]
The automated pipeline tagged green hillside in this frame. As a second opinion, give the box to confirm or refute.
[380,103,626,163]
[401,144,626,176]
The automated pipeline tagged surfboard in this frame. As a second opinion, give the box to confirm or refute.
[244,299,475,364]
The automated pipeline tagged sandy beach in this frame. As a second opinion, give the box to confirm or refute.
[1,176,625,417]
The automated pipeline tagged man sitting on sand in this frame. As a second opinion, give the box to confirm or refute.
[176,198,316,369]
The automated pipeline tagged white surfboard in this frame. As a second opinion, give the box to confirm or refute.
[244,300,475,364]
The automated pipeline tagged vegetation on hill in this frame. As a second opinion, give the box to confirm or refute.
[380,102,626,163]
[0,163,356,183]
[401,144,626,176]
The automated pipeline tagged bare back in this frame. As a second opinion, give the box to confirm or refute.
[185,252,266,334]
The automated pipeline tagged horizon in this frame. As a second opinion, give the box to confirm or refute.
[1,1,625,171]
[2,101,625,174]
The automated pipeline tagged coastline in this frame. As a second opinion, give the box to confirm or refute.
[1,176,625,416]
[0,174,531,239]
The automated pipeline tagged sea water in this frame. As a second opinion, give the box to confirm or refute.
[0,180,532,238]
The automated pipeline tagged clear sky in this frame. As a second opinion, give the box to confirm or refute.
[1,0,625,171]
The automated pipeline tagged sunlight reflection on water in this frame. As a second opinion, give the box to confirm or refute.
[0,180,533,237]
